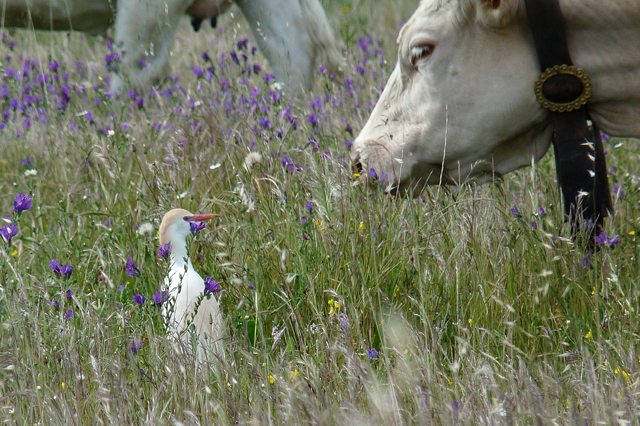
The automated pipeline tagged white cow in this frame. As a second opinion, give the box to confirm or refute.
[352,0,640,194]
[2,0,343,94]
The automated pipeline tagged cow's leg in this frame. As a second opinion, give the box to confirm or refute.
[110,0,192,94]
[235,0,342,89]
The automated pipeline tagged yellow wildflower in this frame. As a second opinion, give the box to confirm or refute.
[289,369,300,381]
[269,375,275,384]
[468,319,473,325]
[629,230,635,236]
[341,6,350,12]
[359,221,365,230]
[585,331,592,339]
[11,250,17,257]
[353,173,360,178]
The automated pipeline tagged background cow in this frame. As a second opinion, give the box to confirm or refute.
[351,0,640,195]
[1,0,344,94]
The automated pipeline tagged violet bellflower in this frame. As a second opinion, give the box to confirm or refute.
[0,223,18,244]
[368,348,379,362]
[59,264,73,278]
[133,293,146,306]
[152,291,168,307]
[50,259,60,273]
[204,277,221,294]
[131,339,143,353]
[65,309,73,321]
[125,258,139,277]
[189,221,206,233]
[13,193,32,212]
[157,243,172,258]
[595,231,620,247]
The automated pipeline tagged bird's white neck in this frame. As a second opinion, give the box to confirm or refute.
[169,239,192,270]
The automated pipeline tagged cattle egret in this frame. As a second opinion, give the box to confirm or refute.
[159,208,224,360]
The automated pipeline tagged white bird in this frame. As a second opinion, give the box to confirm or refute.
[159,208,225,360]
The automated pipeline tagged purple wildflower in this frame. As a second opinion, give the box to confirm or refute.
[118,284,126,292]
[131,339,143,353]
[582,252,593,268]
[308,114,318,126]
[306,201,314,212]
[301,216,308,225]
[339,313,350,330]
[368,348,379,361]
[125,258,139,277]
[50,259,60,273]
[52,300,59,308]
[237,38,249,50]
[59,264,73,278]
[613,184,625,198]
[282,155,294,173]
[510,206,521,217]
[133,293,146,306]
[204,277,221,294]
[66,290,73,300]
[192,66,204,77]
[264,73,275,83]
[258,117,271,129]
[248,283,254,290]
[537,207,547,217]
[157,243,172,258]
[65,309,73,321]
[531,221,538,230]
[369,168,378,179]
[303,234,309,241]
[152,291,168,307]
[0,223,18,244]
[595,231,620,247]
[190,221,206,233]
[21,156,31,166]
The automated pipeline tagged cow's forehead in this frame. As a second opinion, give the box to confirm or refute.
[398,0,472,44]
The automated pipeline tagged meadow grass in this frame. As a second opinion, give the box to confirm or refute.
[1,1,640,424]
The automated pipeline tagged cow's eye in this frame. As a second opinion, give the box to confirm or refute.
[410,43,434,69]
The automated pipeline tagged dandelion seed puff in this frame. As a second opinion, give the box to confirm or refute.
[137,223,154,236]
[243,152,263,172]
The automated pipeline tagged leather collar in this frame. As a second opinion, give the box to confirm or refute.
[524,0,612,235]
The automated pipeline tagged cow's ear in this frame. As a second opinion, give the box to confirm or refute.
[477,0,520,27]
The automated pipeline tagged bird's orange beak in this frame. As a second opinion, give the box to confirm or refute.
[184,213,218,222]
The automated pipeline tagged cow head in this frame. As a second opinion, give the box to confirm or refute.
[352,0,553,194]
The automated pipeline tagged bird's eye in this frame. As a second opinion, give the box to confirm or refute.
[410,43,434,69]
[183,216,188,221]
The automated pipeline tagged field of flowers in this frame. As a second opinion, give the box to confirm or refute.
[1,0,640,424]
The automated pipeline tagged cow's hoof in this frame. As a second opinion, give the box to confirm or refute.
[191,17,203,32]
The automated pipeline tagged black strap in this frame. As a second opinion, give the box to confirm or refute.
[524,0,612,234]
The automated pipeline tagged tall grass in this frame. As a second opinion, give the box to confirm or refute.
[1,1,639,424]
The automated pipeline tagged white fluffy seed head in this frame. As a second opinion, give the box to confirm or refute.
[244,152,263,172]
[137,222,154,236]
